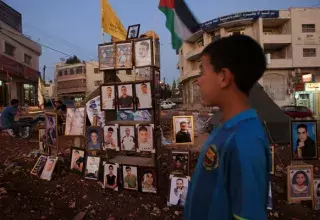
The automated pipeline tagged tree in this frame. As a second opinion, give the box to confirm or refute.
[171,79,177,98]
[65,55,81,64]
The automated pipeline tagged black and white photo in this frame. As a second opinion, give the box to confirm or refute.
[126,24,140,39]
[135,39,152,67]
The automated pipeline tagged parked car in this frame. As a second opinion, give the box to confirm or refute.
[165,100,176,108]
[280,105,314,120]
[161,101,175,110]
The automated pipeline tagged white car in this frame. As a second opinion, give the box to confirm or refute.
[161,101,175,109]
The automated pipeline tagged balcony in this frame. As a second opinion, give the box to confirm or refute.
[57,86,87,95]
[186,30,204,43]
[56,73,86,82]
[268,58,293,68]
[185,46,204,61]
[180,69,200,83]
[263,33,291,45]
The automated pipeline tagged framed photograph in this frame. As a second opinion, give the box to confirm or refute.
[45,113,58,148]
[103,125,119,151]
[115,42,133,69]
[119,126,136,151]
[314,165,320,178]
[291,120,317,160]
[84,156,101,180]
[99,43,115,70]
[101,85,116,110]
[122,165,138,190]
[313,178,320,210]
[168,175,190,207]
[117,110,151,121]
[134,38,152,67]
[136,67,152,81]
[267,181,273,210]
[126,24,140,39]
[170,150,190,176]
[153,40,160,68]
[39,128,46,153]
[30,155,48,176]
[40,156,58,181]
[103,162,119,191]
[65,107,86,136]
[140,167,157,194]
[287,165,313,203]
[135,82,152,109]
[137,124,154,152]
[270,145,275,175]
[86,127,103,151]
[117,84,134,110]
[173,116,194,145]
[70,148,86,174]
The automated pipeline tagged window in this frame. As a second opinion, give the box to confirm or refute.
[227,30,245,36]
[94,68,99,73]
[302,24,315,33]
[24,54,32,65]
[64,70,68,75]
[58,71,62,76]
[23,84,35,105]
[4,42,15,56]
[70,68,74,75]
[94,80,103,86]
[303,48,316,57]
[76,67,82,74]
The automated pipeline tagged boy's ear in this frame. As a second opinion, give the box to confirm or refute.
[220,68,233,88]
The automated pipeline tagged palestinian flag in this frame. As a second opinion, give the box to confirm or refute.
[159,0,199,50]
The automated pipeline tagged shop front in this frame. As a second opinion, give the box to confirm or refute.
[295,82,320,118]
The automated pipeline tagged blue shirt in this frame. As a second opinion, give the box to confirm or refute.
[184,108,270,220]
[0,106,18,128]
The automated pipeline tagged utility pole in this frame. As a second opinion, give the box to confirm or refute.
[42,65,46,82]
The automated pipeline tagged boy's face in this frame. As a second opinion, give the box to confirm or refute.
[139,130,148,143]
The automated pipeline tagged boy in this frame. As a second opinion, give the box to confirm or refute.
[184,35,270,219]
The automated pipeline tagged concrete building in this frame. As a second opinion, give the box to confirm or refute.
[0,1,42,106]
[178,7,320,114]
[43,81,55,100]
[55,61,103,102]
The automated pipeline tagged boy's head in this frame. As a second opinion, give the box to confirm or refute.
[198,35,266,107]
[139,126,148,143]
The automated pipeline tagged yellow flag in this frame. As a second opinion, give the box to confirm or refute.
[101,0,127,40]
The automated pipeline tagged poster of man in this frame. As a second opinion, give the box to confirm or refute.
[99,44,115,70]
[65,107,86,136]
[115,43,132,69]
[120,126,136,151]
[103,125,118,150]
[86,127,102,151]
[123,166,138,190]
[40,157,58,181]
[45,113,58,147]
[168,176,189,207]
[126,24,140,39]
[135,39,152,67]
[101,85,116,110]
[173,116,194,145]
[313,178,320,210]
[135,82,152,109]
[104,163,118,191]
[291,121,317,159]
[117,84,134,110]
[170,151,190,176]
[287,165,313,202]
[137,125,153,152]
[70,148,85,174]
[85,156,100,180]
[140,168,157,193]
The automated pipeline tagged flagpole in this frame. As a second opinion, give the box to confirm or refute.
[100,0,105,43]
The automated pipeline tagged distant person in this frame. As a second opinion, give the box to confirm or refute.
[294,124,316,159]
[175,121,191,143]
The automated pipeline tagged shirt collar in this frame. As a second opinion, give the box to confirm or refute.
[222,108,258,129]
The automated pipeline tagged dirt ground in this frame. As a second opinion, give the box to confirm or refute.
[0,119,320,219]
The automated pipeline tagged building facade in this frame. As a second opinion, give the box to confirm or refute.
[178,8,320,113]
[43,81,55,100]
[0,1,42,106]
[55,61,103,102]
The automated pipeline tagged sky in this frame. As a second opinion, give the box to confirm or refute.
[4,0,319,84]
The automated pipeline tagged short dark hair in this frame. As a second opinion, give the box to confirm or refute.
[90,129,98,135]
[125,166,131,171]
[141,83,147,87]
[297,124,307,132]
[144,169,153,175]
[74,150,79,154]
[11,99,19,105]
[180,121,186,126]
[108,127,114,132]
[202,35,266,95]
[109,165,113,169]
[176,178,183,183]
[140,41,150,50]
[139,126,148,132]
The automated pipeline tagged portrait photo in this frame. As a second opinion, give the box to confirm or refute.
[136,67,151,80]
[70,148,85,174]
[40,156,58,181]
[314,165,320,178]
[120,126,136,151]
[135,39,152,67]
[86,127,102,151]
[140,168,157,194]
[117,84,134,110]
[85,156,101,180]
[122,165,138,190]
[115,42,132,69]
[99,43,115,70]
[39,128,46,153]
[101,85,116,110]
[287,165,313,202]
[126,24,140,39]
[168,176,189,207]
[65,107,86,136]
[291,120,317,160]
[137,124,154,152]
[314,178,320,210]
[103,125,119,151]
[135,82,152,109]
[173,116,194,145]
[270,145,275,175]
[170,150,190,176]
[31,155,47,176]
[153,40,160,68]
[104,163,118,191]
[45,113,58,148]
[267,181,273,210]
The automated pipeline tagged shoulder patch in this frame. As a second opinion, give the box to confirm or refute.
[203,144,219,171]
